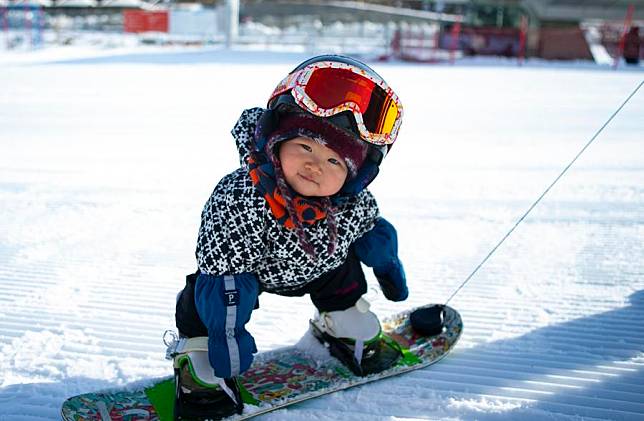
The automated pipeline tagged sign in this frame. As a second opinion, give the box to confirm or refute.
[123,10,169,33]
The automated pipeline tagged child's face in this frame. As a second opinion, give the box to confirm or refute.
[279,136,348,197]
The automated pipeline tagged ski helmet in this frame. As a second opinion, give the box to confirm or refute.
[267,55,403,169]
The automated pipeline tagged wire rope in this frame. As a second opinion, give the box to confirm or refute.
[445,80,643,306]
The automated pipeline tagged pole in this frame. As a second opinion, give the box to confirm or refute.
[518,15,528,66]
[25,3,32,49]
[1,7,8,50]
[39,6,44,48]
[449,19,461,65]
[613,4,635,70]
[225,0,239,49]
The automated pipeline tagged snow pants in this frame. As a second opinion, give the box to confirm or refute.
[175,248,367,338]
[175,249,367,378]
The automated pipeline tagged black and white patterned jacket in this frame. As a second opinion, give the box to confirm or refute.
[195,108,379,293]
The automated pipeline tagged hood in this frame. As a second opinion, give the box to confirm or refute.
[231,107,266,169]
[231,107,380,201]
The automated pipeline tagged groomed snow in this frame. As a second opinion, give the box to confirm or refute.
[1,45,643,420]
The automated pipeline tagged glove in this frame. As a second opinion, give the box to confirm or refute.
[353,218,409,302]
[194,272,259,378]
[373,257,408,302]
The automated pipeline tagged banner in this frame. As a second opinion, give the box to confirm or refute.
[123,10,169,33]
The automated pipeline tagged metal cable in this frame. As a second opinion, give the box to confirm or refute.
[445,79,643,306]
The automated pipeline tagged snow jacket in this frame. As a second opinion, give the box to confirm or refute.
[195,108,380,294]
[191,108,407,378]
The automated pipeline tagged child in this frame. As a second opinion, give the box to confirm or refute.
[171,55,407,419]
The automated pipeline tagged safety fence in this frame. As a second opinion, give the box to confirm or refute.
[1,6,640,67]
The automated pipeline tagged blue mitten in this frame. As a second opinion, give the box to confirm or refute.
[373,257,408,302]
[194,272,259,378]
[354,218,409,302]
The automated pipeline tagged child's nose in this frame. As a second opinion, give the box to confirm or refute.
[304,160,322,174]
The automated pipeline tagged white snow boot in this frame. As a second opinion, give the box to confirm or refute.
[310,297,402,376]
[164,334,244,420]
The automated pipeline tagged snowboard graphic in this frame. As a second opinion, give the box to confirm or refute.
[61,304,462,421]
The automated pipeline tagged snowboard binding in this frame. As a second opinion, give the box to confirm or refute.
[174,364,243,420]
[165,333,244,420]
[409,304,446,336]
[310,298,403,376]
[310,321,403,376]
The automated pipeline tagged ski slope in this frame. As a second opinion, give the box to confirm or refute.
[1,46,643,420]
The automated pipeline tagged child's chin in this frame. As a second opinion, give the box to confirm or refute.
[293,188,320,197]
[291,180,340,197]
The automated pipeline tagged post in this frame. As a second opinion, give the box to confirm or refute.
[25,3,32,49]
[496,5,503,28]
[225,0,239,49]
[518,15,528,66]
[38,6,44,48]
[449,19,462,65]
[614,4,635,69]
[390,24,401,60]
[1,7,8,50]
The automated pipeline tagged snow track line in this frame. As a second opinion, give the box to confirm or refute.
[458,336,644,355]
[404,370,644,403]
[0,312,170,332]
[453,303,644,320]
[0,322,163,349]
[452,349,643,369]
[433,364,644,387]
[304,384,642,421]
[2,302,174,318]
[0,274,182,298]
[362,382,644,418]
[439,356,644,382]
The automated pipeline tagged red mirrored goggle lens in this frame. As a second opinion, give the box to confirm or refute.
[302,67,400,136]
[304,67,375,110]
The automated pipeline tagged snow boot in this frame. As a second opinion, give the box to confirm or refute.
[165,334,244,420]
[310,297,402,376]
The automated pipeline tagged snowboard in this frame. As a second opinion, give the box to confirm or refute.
[61,304,462,421]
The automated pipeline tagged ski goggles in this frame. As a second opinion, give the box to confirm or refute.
[269,61,403,146]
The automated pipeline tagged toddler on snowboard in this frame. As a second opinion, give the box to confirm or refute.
[171,55,407,419]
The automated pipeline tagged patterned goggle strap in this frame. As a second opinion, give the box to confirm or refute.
[270,61,403,146]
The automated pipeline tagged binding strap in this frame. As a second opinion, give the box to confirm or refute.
[170,336,239,405]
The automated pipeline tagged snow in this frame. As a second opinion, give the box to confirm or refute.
[1,43,643,420]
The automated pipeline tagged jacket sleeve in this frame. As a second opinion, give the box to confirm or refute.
[194,272,259,377]
[196,169,267,276]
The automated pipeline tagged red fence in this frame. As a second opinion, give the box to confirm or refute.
[391,25,527,63]
[440,26,522,57]
[393,23,603,62]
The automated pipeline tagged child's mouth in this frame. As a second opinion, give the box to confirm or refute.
[298,174,318,185]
